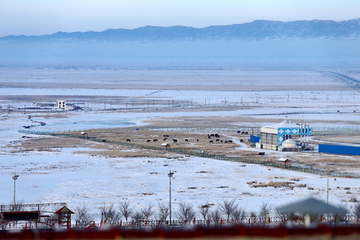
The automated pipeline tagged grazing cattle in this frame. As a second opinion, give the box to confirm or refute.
[220,140,223,143]
[240,139,243,142]
[197,139,199,142]
[210,134,215,137]
[237,131,241,133]
[245,132,248,134]
[208,136,211,139]
[209,140,213,143]
[228,140,233,143]
[185,139,188,142]
[147,140,151,142]
[126,139,131,142]
[216,139,219,142]
[241,132,245,134]
[172,139,177,143]
[163,135,169,138]
[153,139,158,142]
[224,140,228,143]
[215,134,220,138]
[163,138,167,141]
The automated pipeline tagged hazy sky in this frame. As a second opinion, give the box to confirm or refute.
[1,0,360,37]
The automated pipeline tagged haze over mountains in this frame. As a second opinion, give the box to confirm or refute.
[2,19,360,42]
[1,19,360,68]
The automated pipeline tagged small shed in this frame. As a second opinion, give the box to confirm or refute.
[278,158,291,167]
[80,132,88,138]
[161,143,171,149]
[55,206,74,229]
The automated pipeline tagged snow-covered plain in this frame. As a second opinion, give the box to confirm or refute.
[1,148,360,220]
[1,68,360,221]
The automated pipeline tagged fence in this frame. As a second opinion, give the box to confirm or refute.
[313,126,360,135]
[3,215,360,230]
[33,131,359,179]
[249,135,260,143]
[18,127,360,178]
[319,144,360,156]
[19,127,259,135]
[19,125,360,136]
[89,215,360,229]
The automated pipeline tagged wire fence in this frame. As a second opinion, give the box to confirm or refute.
[19,126,258,135]
[19,124,360,136]
[18,126,360,179]
[23,130,357,179]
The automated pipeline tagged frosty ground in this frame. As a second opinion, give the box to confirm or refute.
[1,68,360,221]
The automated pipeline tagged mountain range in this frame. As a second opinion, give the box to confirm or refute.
[2,19,360,42]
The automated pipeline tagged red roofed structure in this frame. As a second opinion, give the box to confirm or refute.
[55,206,74,229]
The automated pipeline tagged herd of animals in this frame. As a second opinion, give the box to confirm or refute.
[120,132,249,144]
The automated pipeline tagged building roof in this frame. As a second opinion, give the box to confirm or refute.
[55,206,74,214]
[283,139,296,144]
[263,120,299,130]
[276,197,347,215]
[282,139,297,147]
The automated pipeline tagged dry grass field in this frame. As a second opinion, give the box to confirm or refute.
[3,67,360,174]
[11,123,360,174]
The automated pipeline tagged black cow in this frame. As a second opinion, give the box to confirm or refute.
[126,139,131,142]
[185,139,188,142]
[173,139,177,143]
[209,140,213,143]
[153,139,158,142]
[147,140,151,142]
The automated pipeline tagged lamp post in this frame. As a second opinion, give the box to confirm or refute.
[168,170,174,225]
[12,174,19,205]
[327,171,334,204]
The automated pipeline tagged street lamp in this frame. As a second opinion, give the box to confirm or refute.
[12,174,19,205]
[327,171,334,204]
[168,170,174,225]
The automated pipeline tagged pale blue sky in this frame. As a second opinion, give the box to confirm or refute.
[1,0,360,37]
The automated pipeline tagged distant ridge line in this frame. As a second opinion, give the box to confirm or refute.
[2,18,360,42]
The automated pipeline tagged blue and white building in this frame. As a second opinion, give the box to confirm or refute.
[257,120,312,150]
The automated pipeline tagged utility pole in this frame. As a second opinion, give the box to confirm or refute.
[168,170,174,225]
[13,174,19,205]
[327,175,329,204]
[327,171,334,204]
